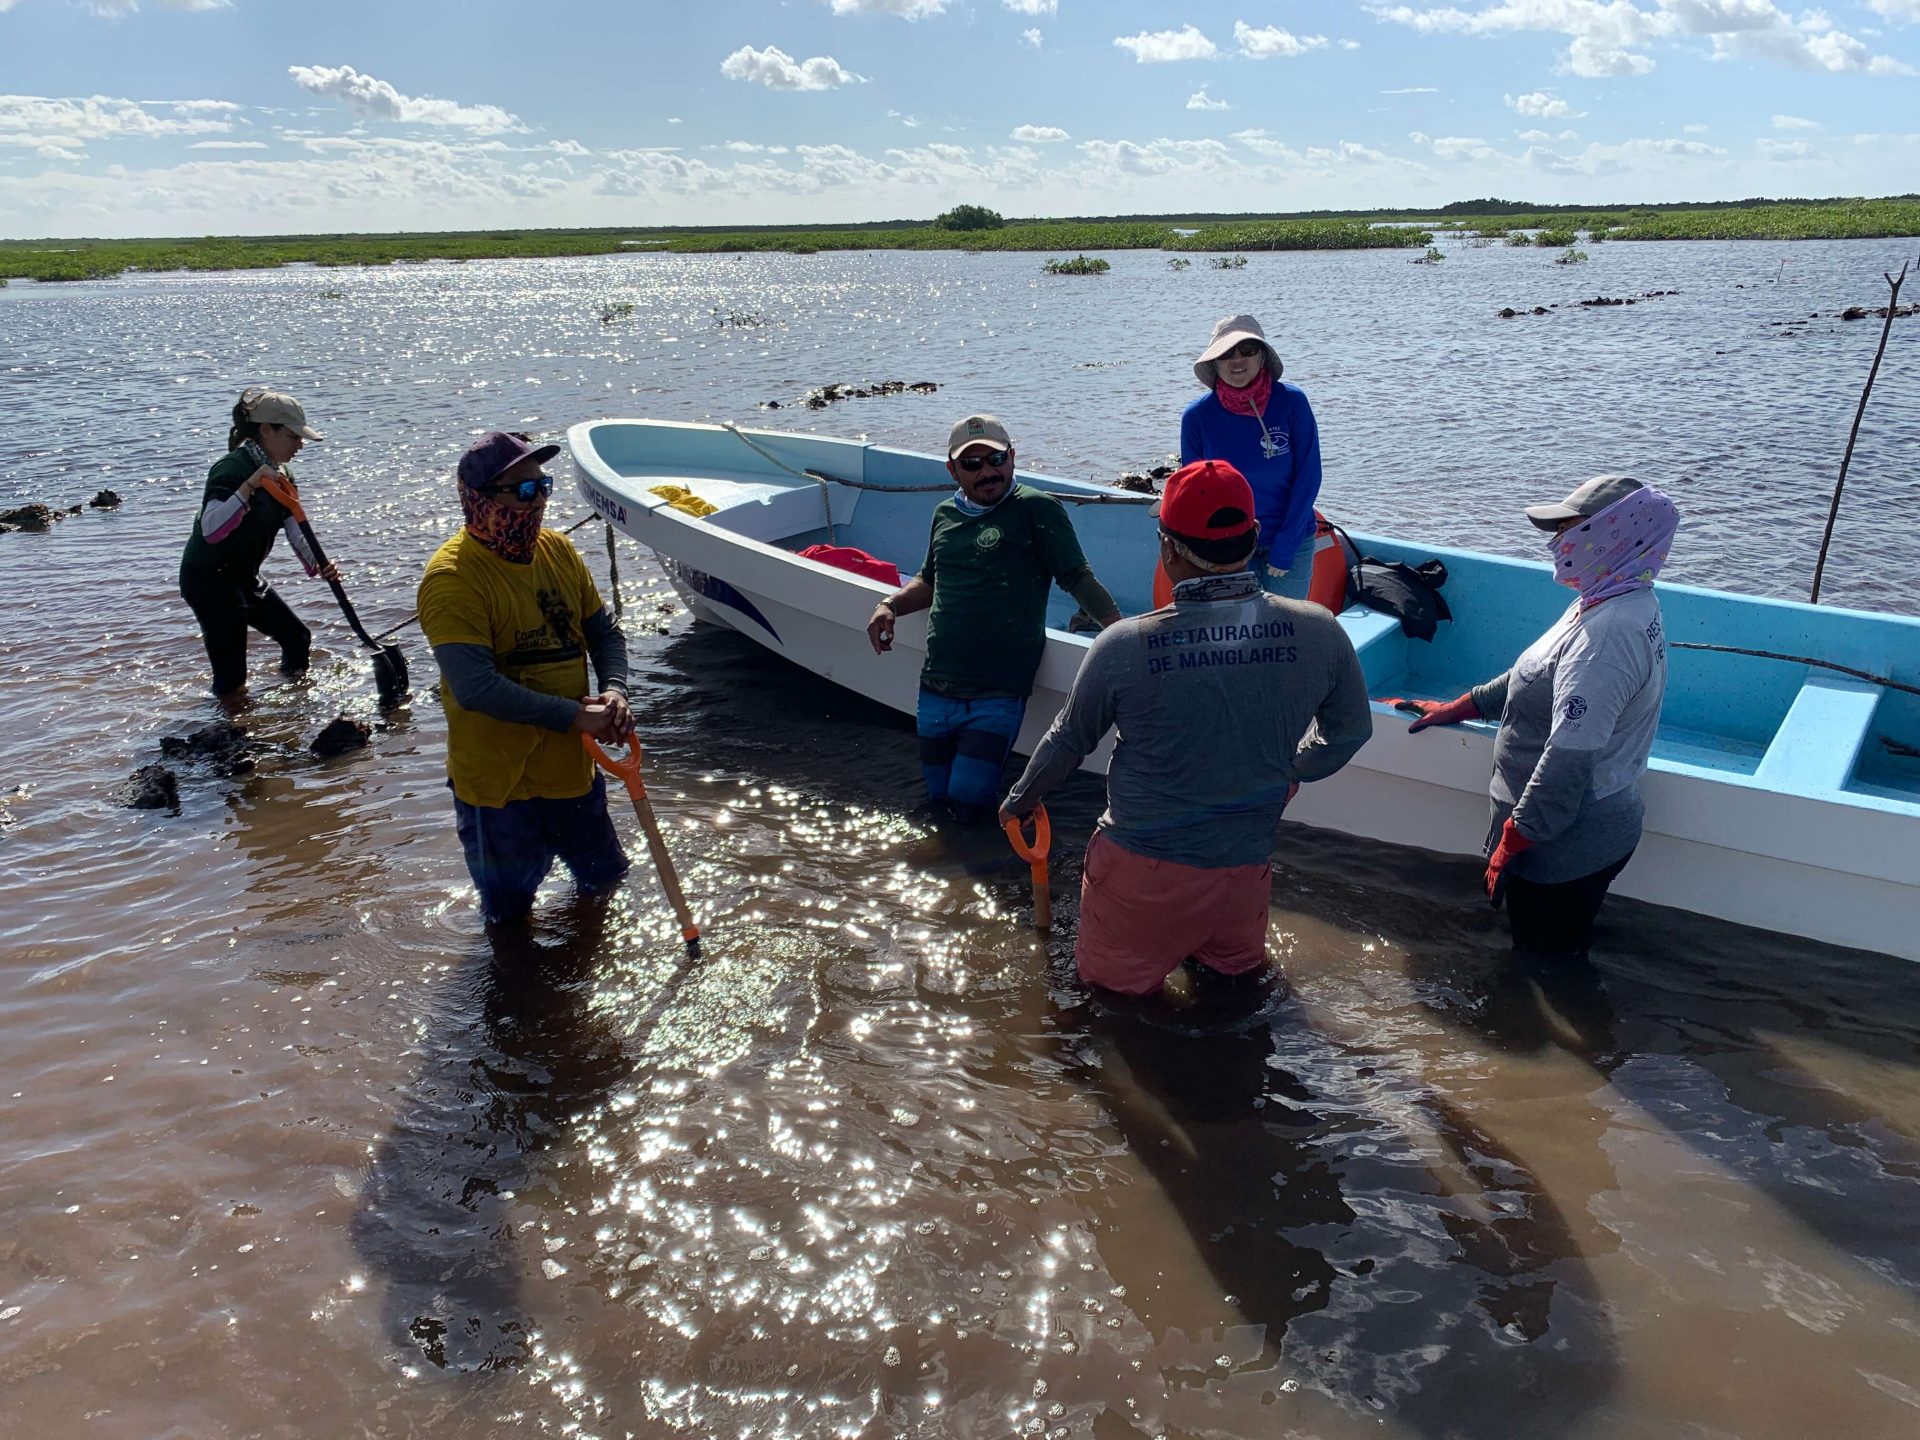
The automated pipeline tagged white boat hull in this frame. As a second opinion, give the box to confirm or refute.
[572,419,1920,961]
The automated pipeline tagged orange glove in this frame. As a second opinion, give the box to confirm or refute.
[1381,693,1480,732]
[1483,818,1533,907]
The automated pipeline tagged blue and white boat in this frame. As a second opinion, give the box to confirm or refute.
[570,418,1920,961]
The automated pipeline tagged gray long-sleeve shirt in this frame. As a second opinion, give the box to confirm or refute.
[433,607,630,732]
[1469,588,1667,883]
[1004,570,1373,868]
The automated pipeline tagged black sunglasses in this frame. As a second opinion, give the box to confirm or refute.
[1228,339,1265,359]
[477,472,554,502]
[956,449,1011,472]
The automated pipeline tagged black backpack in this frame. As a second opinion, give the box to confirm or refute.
[1329,525,1454,641]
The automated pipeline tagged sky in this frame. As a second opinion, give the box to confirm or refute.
[0,0,1916,238]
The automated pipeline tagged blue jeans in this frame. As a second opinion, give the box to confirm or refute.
[916,689,1027,823]
[452,773,630,924]
[1254,535,1316,601]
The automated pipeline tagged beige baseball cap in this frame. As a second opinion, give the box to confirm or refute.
[245,389,323,441]
[946,412,1012,458]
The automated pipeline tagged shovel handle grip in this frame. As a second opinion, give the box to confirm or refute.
[1001,804,1051,862]
[582,732,646,789]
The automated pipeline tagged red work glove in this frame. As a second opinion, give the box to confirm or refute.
[1483,818,1533,908]
[1380,693,1480,732]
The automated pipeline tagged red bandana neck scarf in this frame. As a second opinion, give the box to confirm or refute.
[1215,368,1273,417]
[459,482,545,564]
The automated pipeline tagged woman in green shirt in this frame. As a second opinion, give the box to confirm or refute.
[177,388,339,698]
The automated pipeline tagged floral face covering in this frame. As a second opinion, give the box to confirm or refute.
[1549,487,1679,609]
[459,480,545,564]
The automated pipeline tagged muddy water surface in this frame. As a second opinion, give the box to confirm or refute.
[3,243,1920,1438]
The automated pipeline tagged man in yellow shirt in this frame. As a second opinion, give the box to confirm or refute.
[419,431,634,925]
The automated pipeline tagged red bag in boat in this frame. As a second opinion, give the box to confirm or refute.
[798,544,901,587]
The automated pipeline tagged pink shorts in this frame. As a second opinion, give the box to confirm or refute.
[1074,829,1272,995]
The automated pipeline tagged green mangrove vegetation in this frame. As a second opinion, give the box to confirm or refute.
[2,196,1915,285]
[1043,255,1111,275]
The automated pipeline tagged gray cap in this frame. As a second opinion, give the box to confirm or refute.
[1524,474,1644,530]
[1193,313,1283,388]
[947,412,1012,458]
[244,388,323,441]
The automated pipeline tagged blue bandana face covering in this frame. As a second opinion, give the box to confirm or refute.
[951,487,1010,517]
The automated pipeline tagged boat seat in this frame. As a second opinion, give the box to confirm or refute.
[1752,674,1882,796]
[1339,605,1410,689]
[696,479,864,543]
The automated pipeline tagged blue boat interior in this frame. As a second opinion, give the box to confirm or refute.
[584,422,1920,814]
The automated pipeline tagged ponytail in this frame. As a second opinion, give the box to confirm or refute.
[227,387,266,453]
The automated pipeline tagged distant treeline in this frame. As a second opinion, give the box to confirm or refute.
[4,196,1918,282]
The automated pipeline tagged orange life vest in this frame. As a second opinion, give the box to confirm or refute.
[1152,510,1347,612]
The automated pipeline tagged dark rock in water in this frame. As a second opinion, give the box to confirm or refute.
[763,399,782,409]
[1114,473,1156,494]
[119,764,180,813]
[310,716,372,757]
[89,489,122,509]
[1498,307,1518,319]
[1148,464,1174,480]
[0,504,54,531]
[159,720,255,777]
[787,379,942,411]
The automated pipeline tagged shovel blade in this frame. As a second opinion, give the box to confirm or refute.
[372,644,409,705]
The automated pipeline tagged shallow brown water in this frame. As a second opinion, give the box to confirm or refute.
[4,247,1920,1438]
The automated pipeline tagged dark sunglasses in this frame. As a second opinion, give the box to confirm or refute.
[477,472,554,502]
[1228,339,1265,359]
[956,449,1011,472]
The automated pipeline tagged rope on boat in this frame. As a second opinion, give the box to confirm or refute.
[718,420,1156,507]
[604,520,624,623]
[1670,642,1920,699]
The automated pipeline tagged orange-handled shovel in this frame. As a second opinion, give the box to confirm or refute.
[582,733,702,959]
[1001,804,1052,933]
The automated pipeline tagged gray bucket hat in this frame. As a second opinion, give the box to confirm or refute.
[1193,313,1283,388]
[1524,474,1644,530]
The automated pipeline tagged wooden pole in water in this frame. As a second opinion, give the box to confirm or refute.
[1811,260,1908,605]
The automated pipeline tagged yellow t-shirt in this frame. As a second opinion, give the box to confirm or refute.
[418,528,605,807]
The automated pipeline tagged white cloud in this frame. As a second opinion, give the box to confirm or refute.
[188,139,266,149]
[1771,112,1821,129]
[287,65,524,133]
[719,44,864,90]
[1516,127,1553,141]
[1370,0,1911,77]
[1002,0,1056,13]
[1113,24,1218,62]
[45,0,230,11]
[1382,86,1440,93]
[1021,27,1042,47]
[1010,124,1070,142]
[667,117,683,125]
[827,0,947,16]
[1233,21,1329,58]
[1505,90,1581,118]
[724,141,791,154]
[1866,0,1920,22]
[1757,137,1818,158]
[0,93,236,144]
[1683,121,1709,132]
[1187,86,1231,109]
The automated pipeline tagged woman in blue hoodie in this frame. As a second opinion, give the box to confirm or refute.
[1179,313,1322,601]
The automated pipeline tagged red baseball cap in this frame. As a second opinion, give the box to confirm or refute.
[1149,459,1257,541]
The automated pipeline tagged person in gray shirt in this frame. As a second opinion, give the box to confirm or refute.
[1386,475,1679,958]
[1000,460,1372,997]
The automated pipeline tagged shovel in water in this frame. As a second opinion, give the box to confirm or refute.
[582,732,702,959]
[1002,804,1052,932]
[253,470,409,705]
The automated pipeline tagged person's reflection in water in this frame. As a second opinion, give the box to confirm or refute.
[1056,959,1617,1438]
[1060,977,1349,1360]
[351,896,640,1373]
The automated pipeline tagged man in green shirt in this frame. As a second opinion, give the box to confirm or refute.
[866,414,1122,822]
